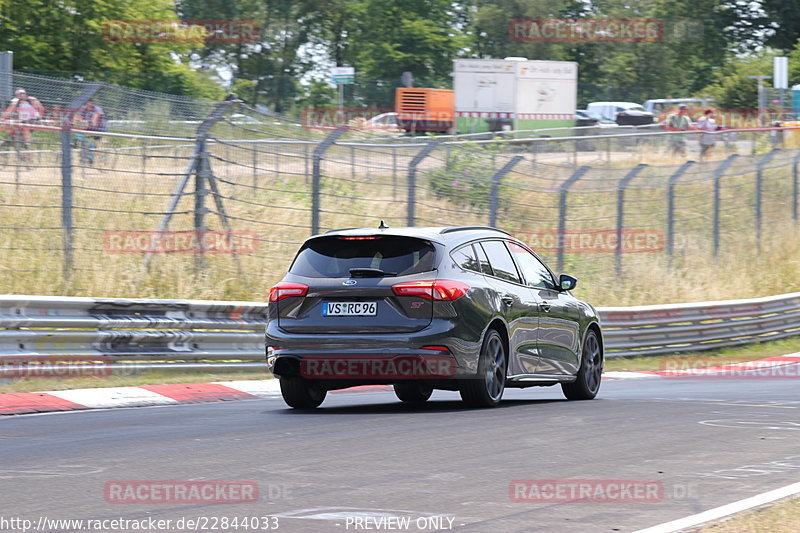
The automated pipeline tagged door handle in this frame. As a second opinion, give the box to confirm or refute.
[502,297,514,307]
[540,302,551,312]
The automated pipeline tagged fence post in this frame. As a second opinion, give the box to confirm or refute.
[60,124,74,279]
[407,139,443,226]
[251,142,257,190]
[193,98,235,271]
[557,166,590,272]
[143,97,234,271]
[666,160,695,263]
[140,141,148,190]
[304,142,309,184]
[794,152,800,222]
[193,146,210,271]
[712,154,739,257]
[392,146,397,202]
[311,128,348,235]
[755,149,778,249]
[488,156,523,227]
[0,51,12,101]
[60,82,104,281]
[615,164,648,276]
[351,144,356,181]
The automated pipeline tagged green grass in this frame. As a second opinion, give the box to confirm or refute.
[603,335,800,372]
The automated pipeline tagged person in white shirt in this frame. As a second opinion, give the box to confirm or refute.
[3,88,45,147]
[695,108,718,160]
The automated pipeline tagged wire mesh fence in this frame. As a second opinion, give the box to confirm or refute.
[1,72,799,305]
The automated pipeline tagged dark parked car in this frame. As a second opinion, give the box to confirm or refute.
[266,225,603,409]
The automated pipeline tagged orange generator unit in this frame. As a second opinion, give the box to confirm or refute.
[395,88,455,134]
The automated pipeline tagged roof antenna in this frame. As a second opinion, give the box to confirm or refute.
[378,220,389,230]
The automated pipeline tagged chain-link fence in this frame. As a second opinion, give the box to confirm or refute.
[1,72,799,305]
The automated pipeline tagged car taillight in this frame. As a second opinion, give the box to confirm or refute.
[339,236,381,240]
[391,280,469,301]
[269,282,309,302]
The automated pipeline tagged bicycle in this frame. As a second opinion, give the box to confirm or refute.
[0,129,28,169]
[73,132,96,165]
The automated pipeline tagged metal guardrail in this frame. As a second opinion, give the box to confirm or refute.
[1,292,799,362]
[600,291,800,357]
[0,296,267,360]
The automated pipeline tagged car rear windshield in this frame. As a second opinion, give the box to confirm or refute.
[289,235,436,278]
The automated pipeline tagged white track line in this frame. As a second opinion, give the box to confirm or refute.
[634,481,800,533]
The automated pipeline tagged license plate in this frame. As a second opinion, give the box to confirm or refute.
[322,301,377,316]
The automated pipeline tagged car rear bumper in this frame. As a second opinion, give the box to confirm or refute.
[265,320,481,379]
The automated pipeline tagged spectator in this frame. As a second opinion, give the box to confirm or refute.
[664,104,694,157]
[77,99,107,149]
[696,108,719,160]
[771,120,784,149]
[3,88,45,147]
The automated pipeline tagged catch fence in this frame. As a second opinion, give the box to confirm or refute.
[0,72,798,305]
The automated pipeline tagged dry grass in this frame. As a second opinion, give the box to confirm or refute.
[700,497,800,533]
[1,138,798,306]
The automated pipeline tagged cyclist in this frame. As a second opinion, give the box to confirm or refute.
[77,99,107,149]
[72,99,108,165]
[3,88,45,155]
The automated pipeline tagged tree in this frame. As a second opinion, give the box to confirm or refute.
[724,0,800,52]
[0,0,223,97]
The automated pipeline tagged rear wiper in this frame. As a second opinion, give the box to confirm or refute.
[349,268,397,278]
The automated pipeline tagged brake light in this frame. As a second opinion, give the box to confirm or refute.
[269,282,309,302]
[339,236,380,240]
[391,280,469,301]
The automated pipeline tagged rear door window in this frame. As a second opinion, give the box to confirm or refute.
[474,242,493,275]
[480,240,521,284]
[289,235,436,278]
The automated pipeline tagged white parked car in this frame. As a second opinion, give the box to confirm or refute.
[586,102,647,122]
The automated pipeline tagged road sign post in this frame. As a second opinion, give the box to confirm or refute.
[331,67,355,122]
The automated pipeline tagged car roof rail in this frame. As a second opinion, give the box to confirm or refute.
[323,227,360,234]
[439,226,510,235]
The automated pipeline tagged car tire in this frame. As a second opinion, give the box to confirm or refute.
[279,377,327,409]
[394,382,433,403]
[460,329,506,407]
[562,329,603,400]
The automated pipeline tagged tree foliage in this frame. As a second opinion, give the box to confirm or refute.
[3,0,800,108]
[0,0,222,98]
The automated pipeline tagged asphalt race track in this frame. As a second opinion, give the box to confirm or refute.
[2,364,800,533]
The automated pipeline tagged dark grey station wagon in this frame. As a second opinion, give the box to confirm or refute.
[266,225,603,409]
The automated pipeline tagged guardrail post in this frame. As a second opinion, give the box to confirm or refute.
[615,164,648,276]
[60,82,104,281]
[311,127,348,235]
[711,154,739,257]
[407,139,443,226]
[666,161,695,263]
[755,149,778,249]
[557,166,590,272]
[488,156,523,227]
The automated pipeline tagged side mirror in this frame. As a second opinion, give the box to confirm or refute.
[558,274,578,291]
